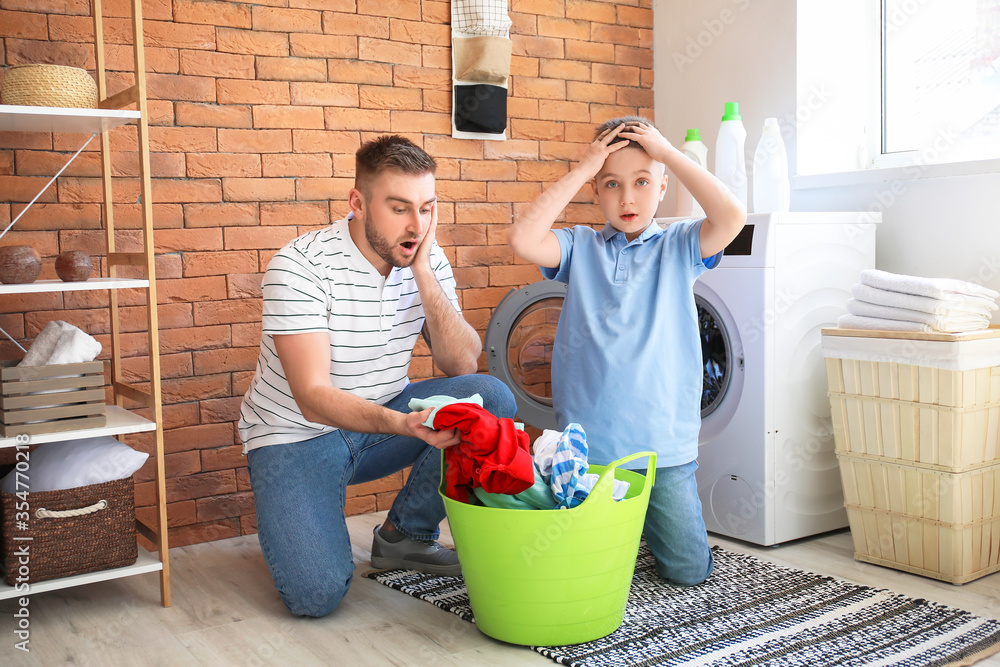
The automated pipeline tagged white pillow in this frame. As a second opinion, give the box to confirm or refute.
[0,436,148,493]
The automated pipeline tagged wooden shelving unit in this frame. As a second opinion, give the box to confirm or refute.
[0,0,169,606]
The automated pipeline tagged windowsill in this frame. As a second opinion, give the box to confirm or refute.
[792,156,1000,190]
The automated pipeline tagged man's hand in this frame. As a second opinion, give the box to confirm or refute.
[618,121,674,163]
[575,122,632,180]
[413,201,438,274]
[404,408,461,449]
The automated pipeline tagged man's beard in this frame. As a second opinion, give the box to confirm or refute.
[365,220,418,269]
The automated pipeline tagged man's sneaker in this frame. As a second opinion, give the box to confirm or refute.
[370,525,462,576]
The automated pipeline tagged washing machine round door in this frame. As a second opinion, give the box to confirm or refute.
[697,293,734,419]
[485,280,567,430]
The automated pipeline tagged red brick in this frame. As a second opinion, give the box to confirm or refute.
[0,11,49,40]
[252,6,322,33]
[179,50,255,79]
[567,80,617,104]
[224,226,300,250]
[512,35,563,59]
[565,39,615,63]
[193,299,263,326]
[488,181,542,203]
[149,127,217,153]
[174,102,253,130]
[435,224,487,246]
[514,77,566,101]
[147,73,216,102]
[295,178,353,201]
[155,228,223,253]
[322,12,388,38]
[592,23,641,47]
[455,202,513,225]
[291,130,359,154]
[289,33,357,59]
[200,396,245,424]
[223,178,296,203]
[218,129,292,153]
[453,266,489,288]
[232,324,261,349]
[483,139,540,160]
[389,111,451,135]
[196,490,253,521]
[172,0,251,27]
[489,264,546,286]
[164,422,235,456]
[256,57,327,82]
[538,59,591,82]
[253,105,325,129]
[436,180,487,203]
[392,65,451,90]
[326,60,393,85]
[324,108,390,132]
[260,153,332,178]
[227,273,264,299]
[510,0,563,16]
[186,153,261,178]
[286,82,358,107]
[157,279,229,311]
[459,160,518,182]
[422,45,452,69]
[216,27,289,57]
[260,202,329,229]
[143,20,217,50]
[567,0,616,23]
[511,119,564,141]
[617,87,654,108]
[461,285,514,307]
[517,160,569,183]
[217,80,290,105]
[510,55,540,78]
[160,325,232,355]
[389,19,449,46]
[151,178,222,204]
[166,469,236,503]
[167,520,239,548]
[193,347,260,375]
[359,38,421,66]
[537,16,589,40]
[183,251,257,278]
[357,0,419,20]
[185,202,260,227]
[422,90,452,114]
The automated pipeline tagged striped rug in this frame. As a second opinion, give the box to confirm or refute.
[368,545,1000,666]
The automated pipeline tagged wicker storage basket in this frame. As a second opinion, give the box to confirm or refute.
[0,477,137,585]
[0,64,98,109]
[839,454,1000,584]
[824,327,1000,472]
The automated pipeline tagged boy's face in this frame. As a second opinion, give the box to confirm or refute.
[592,146,668,239]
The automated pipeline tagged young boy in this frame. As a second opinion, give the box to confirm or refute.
[508,117,746,585]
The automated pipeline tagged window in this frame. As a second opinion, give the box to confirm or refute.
[795,0,1000,179]
[880,0,1000,167]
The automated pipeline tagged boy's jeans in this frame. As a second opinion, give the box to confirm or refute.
[643,460,715,586]
[247,374,516,617]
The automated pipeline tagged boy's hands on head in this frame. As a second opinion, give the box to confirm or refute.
[576,122,632,180]
[618,122,674,163]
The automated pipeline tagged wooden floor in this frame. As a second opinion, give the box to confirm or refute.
[2,511,999,666]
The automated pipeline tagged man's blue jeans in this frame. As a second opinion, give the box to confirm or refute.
[246,374,516,617]
[642,460,715,586]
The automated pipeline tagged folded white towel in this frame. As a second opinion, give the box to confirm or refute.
[860,269,1000,302]
[846,299,991,333]
[851,283,997,316]
[837,314,933,333]
[19,321,101,367]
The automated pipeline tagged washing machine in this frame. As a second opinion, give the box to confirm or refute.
[485,212,878,547]
[696,211,879,546]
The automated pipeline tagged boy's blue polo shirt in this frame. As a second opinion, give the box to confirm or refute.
[541,218,721,468]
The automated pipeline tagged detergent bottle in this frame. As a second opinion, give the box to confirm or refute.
[714,102,747,208]
[752,117,790,213]
[675,129,708,218]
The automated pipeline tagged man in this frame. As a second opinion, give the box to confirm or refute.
[239,135,516,618]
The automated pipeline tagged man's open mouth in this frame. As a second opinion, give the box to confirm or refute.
[400,240,418,252]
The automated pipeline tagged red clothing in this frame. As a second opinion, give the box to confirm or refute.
[434,403,534,502]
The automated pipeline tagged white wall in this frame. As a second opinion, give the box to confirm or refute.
[653,0,1000,304]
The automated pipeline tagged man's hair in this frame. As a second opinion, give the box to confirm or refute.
[354,135,437,200]
[594,115,655,150]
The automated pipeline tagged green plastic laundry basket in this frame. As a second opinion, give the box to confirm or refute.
[441,450,656,646]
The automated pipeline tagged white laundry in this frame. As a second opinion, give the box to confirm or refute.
[19,320,102,367]
[860,269,999,302]
[837,313,932,333]
[851,283,997,317]
[846,298,990,333]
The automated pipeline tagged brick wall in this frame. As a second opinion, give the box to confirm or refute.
[0,0,654,547]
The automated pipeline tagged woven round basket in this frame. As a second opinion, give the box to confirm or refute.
[1,64,98,109]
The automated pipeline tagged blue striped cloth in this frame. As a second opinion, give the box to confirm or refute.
[549,423,590,509]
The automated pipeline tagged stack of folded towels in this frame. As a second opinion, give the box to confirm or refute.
[838,269,999,333]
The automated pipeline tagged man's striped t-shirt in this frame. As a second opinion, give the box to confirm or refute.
[238,217,461,452]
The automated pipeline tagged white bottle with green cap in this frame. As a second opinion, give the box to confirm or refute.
[675,129,708,218]
[714,102,747,208]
